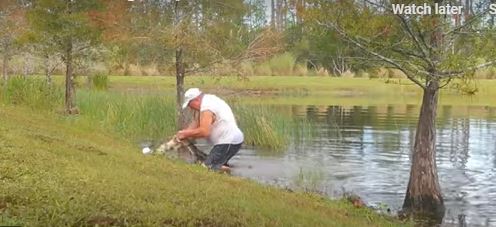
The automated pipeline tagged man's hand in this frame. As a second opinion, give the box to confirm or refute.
[176,130,188,140]
[175,111,215,140]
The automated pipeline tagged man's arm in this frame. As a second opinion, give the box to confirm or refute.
[184,110,200,130]
[177,111,214,139]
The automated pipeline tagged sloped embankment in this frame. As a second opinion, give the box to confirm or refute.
[0,106,407,226]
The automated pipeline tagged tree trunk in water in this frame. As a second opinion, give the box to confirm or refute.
[65,39,77,114]
[403,80,445,222]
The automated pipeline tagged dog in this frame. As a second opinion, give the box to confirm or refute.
[155,136,207,164]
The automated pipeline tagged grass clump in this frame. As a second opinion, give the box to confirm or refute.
[234,104,316,151]
[1,76,63,110]
[237,107,285,150]
[293,168,327,194]
[87,74,109,90]
[77,90,176,141]
[268,52,296,76]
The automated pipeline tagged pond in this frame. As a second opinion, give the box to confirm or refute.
[227,104,496,226]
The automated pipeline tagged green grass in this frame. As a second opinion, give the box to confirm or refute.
[234,104,316,151]
[76,91,313,150]
[0,106,410,226]
[76,90,177,142]
[87,74,109,90]
[1,76,63,110]
[1,77,309,149]
[103,76,424,95]
[46,75,496,106]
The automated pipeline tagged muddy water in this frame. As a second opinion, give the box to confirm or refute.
[227,105,496,226]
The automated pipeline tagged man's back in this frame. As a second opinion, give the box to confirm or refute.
[200,94,243,145]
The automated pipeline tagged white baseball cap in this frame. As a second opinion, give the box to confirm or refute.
[182,88,202,109]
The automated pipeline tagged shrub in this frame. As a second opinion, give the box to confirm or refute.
[87,74,109,90]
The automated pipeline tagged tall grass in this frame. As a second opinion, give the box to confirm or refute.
[269,52,296,76]
[234,104,315,151]
[77,91,176,142]
[293,167,327,194]
[1,76,63,110]
[1,77,315,150]
[87,74,109,90]
[235,105,285,150]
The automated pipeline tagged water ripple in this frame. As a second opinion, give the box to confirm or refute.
[231,104,496,226]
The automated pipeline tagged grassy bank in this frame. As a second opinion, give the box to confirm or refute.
[0,106,408,226]
[103,75,496,95]
[48,75,496,106]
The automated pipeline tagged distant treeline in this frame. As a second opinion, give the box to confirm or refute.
[2,0,496,79]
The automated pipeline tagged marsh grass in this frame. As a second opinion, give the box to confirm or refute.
[87,74,109,90]
[293,167,327,194]
[234,105,316,151]
[76,92,313,149]
[1,76,63,110]
[1,77,311,149]
[77,90,176,142]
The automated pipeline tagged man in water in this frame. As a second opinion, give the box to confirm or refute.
[176,88,244,171]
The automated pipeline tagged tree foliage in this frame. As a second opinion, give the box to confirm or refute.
[27,0,103,113]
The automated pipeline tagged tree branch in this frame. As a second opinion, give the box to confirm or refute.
[439,60,496,77]
[318,21,427,89]
[395,14,431,61]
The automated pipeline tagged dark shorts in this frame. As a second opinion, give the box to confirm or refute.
[204,143,242,170]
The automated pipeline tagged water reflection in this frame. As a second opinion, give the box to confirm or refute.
[230,105,496,226]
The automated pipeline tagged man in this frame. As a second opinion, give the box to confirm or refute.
[176,88,243,171]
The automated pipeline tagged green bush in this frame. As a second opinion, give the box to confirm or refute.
[269,52,296,76]
[87,74,109,90]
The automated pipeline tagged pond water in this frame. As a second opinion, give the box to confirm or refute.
[227,104,496,226]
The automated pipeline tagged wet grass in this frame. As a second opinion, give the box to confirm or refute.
[0,106,410,226]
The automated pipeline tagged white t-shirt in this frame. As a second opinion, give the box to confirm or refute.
[200,94,244,145]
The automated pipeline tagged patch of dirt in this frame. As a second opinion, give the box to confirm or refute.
[74,144,107,156]
[0,200,7,211]
[0,196,16,212]
[27,133,107,156]
[28,134,63,144]
[162,217,240,227]
[85,216,121,227]
[346,194,366,208]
